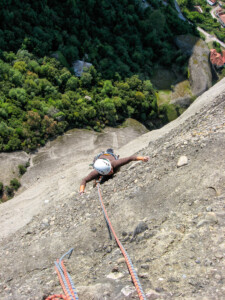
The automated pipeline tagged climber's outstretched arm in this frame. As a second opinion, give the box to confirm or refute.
[79,170,99,194]
[112,155,149,168]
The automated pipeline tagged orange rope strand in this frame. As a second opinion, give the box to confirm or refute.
[97,183,146,300]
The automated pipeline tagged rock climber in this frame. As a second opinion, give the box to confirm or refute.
[79,148,149,194]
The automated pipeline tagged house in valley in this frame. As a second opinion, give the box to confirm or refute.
[215,8,225,26]
[207,0,217,5]
[210,49,225,68]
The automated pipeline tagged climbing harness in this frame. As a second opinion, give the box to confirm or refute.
[96,183,147,300]
[46,249,79,300]
[91,149,119,167]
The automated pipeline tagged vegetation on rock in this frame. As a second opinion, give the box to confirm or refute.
[0,178,21,202]
[18,163,29,175]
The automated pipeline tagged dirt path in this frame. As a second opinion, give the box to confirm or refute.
[210,4,219,19]
[197,26,225,48]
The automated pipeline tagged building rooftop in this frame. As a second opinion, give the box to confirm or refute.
[219,13,225,23]
[210,49,225,67]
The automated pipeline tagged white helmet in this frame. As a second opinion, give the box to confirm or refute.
[94,159,112,175]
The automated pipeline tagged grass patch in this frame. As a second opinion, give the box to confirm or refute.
[161,103,179,122]
[172,80,192,99]
[156,90,172,106]
[157,90,178,122]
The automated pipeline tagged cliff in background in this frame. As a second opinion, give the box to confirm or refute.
[0,78,224,299]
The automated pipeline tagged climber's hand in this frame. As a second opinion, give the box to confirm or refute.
[137,156,150,162]
[142,156,150,162]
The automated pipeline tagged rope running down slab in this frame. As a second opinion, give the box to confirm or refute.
[97,183,146,300]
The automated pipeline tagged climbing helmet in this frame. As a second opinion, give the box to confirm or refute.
[94,158,112,175]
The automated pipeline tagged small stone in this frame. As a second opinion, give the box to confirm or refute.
[168,277,180,282]
[215,274,221,280]
[121,285,136,297]
[117,258,126,264]
[176,224,185,233]
[133,221,148,237]
[146,289,160,299]
[106,272,124,280]
[177,156,188,167]
[141,264,149,270]
[205,212,218,224]
[214,252,223,259]
[42,218,49,225]
[139,272,148,278]
[206,206,213,212]
[106,246,112,253]
[196,219,208,228]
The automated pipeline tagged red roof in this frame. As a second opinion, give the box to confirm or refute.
[219,13,225,23]
[211,0,217,3]
[210,49,225,67]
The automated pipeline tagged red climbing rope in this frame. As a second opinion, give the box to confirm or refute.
[96,183,146,300]
[46,249,79,300]
[46,295,68,300]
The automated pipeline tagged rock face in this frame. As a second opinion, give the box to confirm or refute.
[0,152,29,186]
[73,60,92,77]
[174,34,198,56]
[0,79,225,300]
[0,120,148,237]
[175,35,212,97]
[170,80,193,108]
[188,39,212,97]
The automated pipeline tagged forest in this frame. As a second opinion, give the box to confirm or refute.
[0,0,196,152]
[0,0,195,78]
[0,50,161,151]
